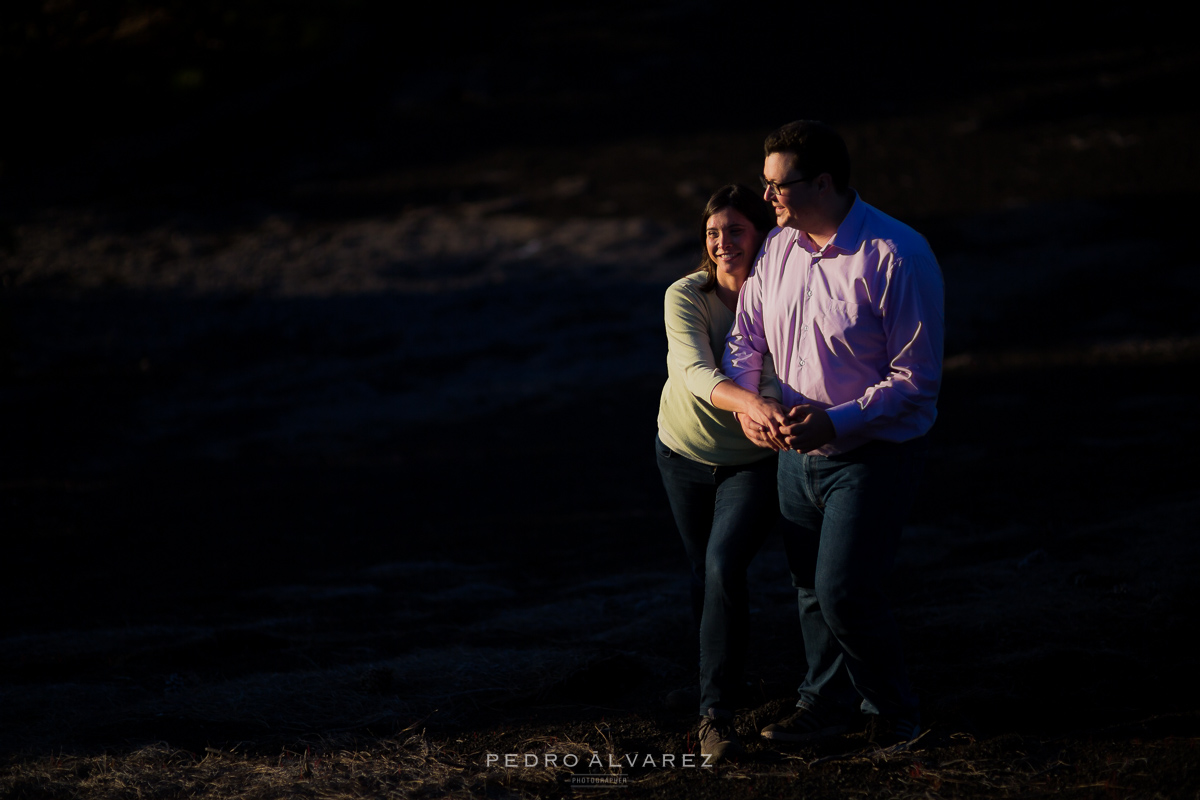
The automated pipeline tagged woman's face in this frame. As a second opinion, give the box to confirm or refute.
[706,207,763,289]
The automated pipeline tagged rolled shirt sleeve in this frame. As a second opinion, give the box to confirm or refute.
[723,252,769,394]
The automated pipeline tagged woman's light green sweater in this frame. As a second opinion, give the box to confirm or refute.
[657,272,780,466]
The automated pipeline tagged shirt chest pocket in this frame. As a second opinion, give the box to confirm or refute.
[819,299,884,352]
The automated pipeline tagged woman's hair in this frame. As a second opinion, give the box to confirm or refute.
[696,184,776,293]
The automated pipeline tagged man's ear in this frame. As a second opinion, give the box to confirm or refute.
[814,173,833,196]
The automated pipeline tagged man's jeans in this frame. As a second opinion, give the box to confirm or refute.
[656,435,778,717]
[778,437,926,721]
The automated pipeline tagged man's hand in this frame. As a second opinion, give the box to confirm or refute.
[781,404,836,452]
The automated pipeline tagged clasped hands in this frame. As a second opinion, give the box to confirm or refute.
[739,398,835,453]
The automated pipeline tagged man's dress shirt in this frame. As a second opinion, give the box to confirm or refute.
[724,193,945,457]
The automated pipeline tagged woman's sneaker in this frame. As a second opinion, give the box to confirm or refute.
[698,716,743,763]
[760,704,853,742]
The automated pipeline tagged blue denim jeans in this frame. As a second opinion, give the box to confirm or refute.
[777,437,927,722]
[655,435,778,717]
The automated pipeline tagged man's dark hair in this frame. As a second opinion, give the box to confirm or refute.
[696,183,776,293]
[764,120,851,193]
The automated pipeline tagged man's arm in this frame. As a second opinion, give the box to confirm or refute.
[722,261,770,394]
[791,252,944,449]
[719,252,792,448]
[758,351,783,403]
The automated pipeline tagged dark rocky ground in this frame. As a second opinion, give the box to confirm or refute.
[2,2,1199,797]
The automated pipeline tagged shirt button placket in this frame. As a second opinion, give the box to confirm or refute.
[801,253,814,371]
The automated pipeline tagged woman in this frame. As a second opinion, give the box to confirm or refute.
[655,184,788,763]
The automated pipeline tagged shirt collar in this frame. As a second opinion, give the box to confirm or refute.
[790,190,863,256]
[820,190,864,255]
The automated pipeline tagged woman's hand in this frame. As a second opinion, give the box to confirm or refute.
[710,381,789,450]
[736,396,789,451]
[741,394,788,437]
[737,410,785,451]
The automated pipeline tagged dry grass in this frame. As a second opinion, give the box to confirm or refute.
[6,724,1199,799]
[3,735,493,799]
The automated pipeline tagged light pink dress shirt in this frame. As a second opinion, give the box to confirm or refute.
[723,193,944,456]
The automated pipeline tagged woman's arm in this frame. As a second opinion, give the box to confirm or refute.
[710,380,788,450]
[664,283,731,403]
[664,280,787,449]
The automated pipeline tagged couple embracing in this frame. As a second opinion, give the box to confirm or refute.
[655,120,944,763]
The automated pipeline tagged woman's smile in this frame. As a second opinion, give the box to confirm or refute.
[706,207,759,283]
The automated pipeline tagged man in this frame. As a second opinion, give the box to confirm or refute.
[723,120,944,747]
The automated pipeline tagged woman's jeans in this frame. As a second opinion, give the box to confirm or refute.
[777,437,927,721]
[656,435,778,717]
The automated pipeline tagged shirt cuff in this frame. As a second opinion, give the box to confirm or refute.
[826,400,865,439]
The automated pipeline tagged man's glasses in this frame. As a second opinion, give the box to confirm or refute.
[759,175,810,195]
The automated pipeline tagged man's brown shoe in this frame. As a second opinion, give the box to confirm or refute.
[760,704,853,742]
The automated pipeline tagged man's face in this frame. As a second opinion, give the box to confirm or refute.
[762,151,813,230]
